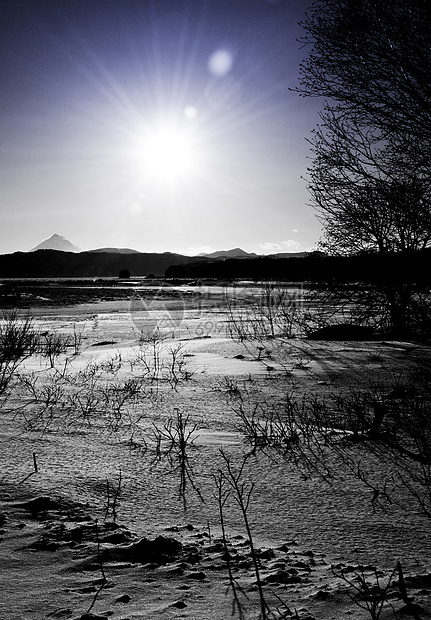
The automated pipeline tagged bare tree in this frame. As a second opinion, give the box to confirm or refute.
[298,0,431,164]
[307,114,431,257]
[296,0,431,338]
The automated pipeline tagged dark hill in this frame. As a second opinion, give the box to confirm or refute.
[0,249,206,278]
[165,250,431,283]
[89,247,140,254]
[198,248,257,259]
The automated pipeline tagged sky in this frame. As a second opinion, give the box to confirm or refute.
[0,0,322,256]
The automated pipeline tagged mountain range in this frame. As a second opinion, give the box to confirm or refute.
[0,249,206,278]
[0,234,429,282]
[0,234,309,278]
[27,234,307,259]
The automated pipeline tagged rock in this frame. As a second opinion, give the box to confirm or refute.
[263,570,303,584]
[186,570,207,580]
[165,566,184,576]
[115,594,131,603]
[171,601,187,609]
[307,324,375,341]
[398,603,426,616]
[103,522,121,530]
[17,496,62,514]
[255,548,275,560]
[69,526,84,542]
[118,269,130,279]
[342,563,376,574]
[106,535,181,565]
[403,573,431,589]
[292,560,312,570]
[184,547,201,564]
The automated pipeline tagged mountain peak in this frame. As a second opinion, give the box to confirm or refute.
[198,247,257,259]
[30,234,82,253]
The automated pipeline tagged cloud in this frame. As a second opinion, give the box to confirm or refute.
[259,239,302,253]
[259,242,282,253]
[281,239,302,251]
[181,246,215,256]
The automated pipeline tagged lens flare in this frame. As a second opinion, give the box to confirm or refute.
[208,49,233,77]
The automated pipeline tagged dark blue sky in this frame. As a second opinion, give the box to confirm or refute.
[0,0,321,254]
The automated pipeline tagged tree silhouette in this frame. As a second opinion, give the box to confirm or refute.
[297,0,431,337]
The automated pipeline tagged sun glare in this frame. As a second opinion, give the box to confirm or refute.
[142,127,195,182]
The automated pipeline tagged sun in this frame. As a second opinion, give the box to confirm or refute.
[142,127,195,182]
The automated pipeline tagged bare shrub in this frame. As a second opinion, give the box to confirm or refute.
[39,331,71,368]
[215,451,293,620]
[71,322,85,355]
[164,342,194,389]
[234,371,431,517]
[214,467,248,620]
[216,451,270,619]
[100,351,123,373]
[332,563,398,620]
[235,401,299,457]
[103,468,122,523]
[0,311,37,395]
[85,519,107,615]
[100,376,147,433]
[332,561,423,620]
[150,408,202,505]
[132,339,194,389]
[228,282,303,343]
